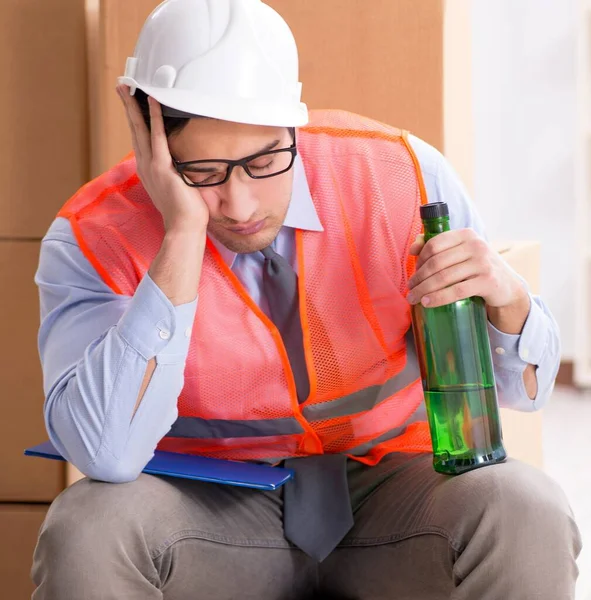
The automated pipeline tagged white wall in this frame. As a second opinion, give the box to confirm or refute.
[472,0,577,358]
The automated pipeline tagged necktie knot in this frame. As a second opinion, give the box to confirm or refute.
[260,246,283,277]
[260,246,276,261]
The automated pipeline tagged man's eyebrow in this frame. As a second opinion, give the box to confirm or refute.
[252,139,281,155]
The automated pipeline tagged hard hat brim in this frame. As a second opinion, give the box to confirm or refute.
[119,77,309,128]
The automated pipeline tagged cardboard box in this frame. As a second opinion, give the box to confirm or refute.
[0,504,48,600]
[494,241,544,469]
[267,0,444,147]
[494,241,541,293]
[266,0,473,187]
[86,0,162,177]
[0,242,65,501]
[86,0,472,186]
[0,0,88,238]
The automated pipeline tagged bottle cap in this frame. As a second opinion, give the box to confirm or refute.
[420,201,449,221]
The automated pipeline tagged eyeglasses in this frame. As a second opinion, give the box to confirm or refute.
[172,135,298,188]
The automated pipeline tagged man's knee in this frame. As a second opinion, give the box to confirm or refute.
[438,459,581,551]
[31,475,176,597]
[43,475,156,534]
[33,474,168,571]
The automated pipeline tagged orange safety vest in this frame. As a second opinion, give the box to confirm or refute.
[59,110,432,466]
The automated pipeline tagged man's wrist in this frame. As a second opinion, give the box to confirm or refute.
[486,284,531,335]
[149,227,207,307]
[164,222,208,240]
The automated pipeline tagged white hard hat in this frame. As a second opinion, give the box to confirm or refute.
[119,0,308,127]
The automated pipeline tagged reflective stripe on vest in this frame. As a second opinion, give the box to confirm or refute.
[167,416,305,439]
[166,332,420,440]
[346,401,427,457]
[302,331,420,422]
[166,346,420,439]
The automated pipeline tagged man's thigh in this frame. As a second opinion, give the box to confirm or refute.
[319,454,579,600]
[317,454,453,599]
[143,475,316,599]
[33,473,317,600]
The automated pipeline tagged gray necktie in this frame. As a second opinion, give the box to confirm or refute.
[260,245,354,562]
[261,246,310,402]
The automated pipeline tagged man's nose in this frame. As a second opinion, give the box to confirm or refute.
[219,167,258,223]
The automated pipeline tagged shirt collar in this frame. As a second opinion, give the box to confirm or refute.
[209,154,323,268]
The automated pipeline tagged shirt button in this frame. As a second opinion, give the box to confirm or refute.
[159,329,170,340]
[522,348,530,360]
[495,347,506,355]
[185,327,192,338]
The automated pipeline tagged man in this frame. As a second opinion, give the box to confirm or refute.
[31,0,580,598]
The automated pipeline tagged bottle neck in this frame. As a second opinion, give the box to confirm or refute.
[423,216,451,242]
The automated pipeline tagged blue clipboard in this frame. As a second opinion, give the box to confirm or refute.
[25,441,294,491]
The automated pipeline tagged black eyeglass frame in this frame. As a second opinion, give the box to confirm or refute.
[172,133,298,188]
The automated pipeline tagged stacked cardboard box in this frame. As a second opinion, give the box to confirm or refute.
[0,0,88,597]
[0,506,49,598]
[266,0,473,188]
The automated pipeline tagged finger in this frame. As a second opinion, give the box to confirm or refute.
[409,234,425,256]
[416,229,476,270]
[148,96,172,164]
[407,260,481,305]
[117,86,142,159]
[408,243,473,289]
[118,85,151,160]
[416,276,483,309]
[117,85,145,160]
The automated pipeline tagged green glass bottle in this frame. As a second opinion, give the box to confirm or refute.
[411,202,507,475]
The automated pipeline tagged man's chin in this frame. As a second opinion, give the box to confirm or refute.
[209,225,280,255]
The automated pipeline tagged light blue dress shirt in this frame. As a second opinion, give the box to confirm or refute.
[36,135,560,483]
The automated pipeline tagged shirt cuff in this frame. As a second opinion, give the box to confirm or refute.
[116,273,198,362]
[487,294,547,371]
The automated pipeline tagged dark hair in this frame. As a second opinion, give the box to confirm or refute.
[134,89,191,138]
[134,89,297,142]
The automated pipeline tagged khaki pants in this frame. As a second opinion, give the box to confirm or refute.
[31,454,581,599]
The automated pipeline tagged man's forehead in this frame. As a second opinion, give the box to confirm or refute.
[169,118,288,161]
